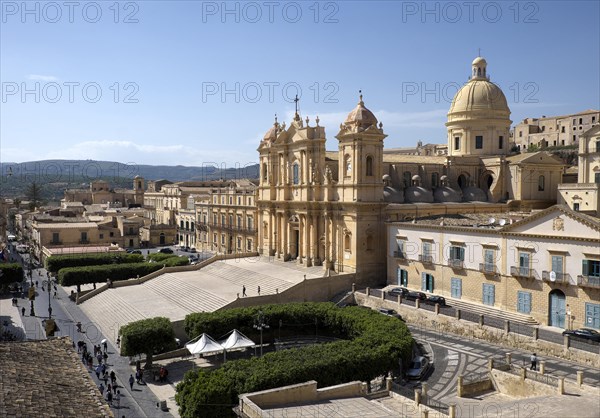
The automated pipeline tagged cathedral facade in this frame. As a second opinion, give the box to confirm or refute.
[256,57,565,282]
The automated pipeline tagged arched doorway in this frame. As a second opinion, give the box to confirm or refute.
[548,289,566,328]
[457,174,469,189]
[481,172,494,192]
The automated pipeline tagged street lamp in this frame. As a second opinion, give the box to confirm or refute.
[253,310,269,357]
[42,276,54,319]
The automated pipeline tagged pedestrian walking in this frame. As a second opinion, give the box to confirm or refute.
[115,390,121,409]
[530,353,538,371]
[35,280,38,288]
[257,285,260,295]
[242,285,246,297]
[106,390,113,405]
[129,374,134,390]
[99,383,105,395]
[116,337,120,347]
[95,364,102,379]
[103,340,108,353]
[21,307,25,316]
[113,383,117,395]
[103,351,108,364]
[53,290,57,298]
[110,370,116,386]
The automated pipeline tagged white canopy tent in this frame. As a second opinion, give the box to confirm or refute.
[185,333,224,355]
[220,329,255,361]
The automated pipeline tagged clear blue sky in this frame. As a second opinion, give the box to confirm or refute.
[1,0,599,167]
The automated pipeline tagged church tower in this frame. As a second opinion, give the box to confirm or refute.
[335,93,387,202]
[133,175,145,205]
[446,57,512,157]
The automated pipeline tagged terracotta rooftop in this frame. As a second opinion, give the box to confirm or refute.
[0,337,113,417]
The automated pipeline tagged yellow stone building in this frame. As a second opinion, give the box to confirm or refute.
[256,56,566,282]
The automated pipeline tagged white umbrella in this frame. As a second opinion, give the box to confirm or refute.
[100,338,107,344]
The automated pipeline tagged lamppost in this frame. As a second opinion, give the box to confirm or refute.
[253,310,269,357]
[42,276,54,319]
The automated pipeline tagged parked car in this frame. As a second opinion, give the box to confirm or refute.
[189,248,197,253]
[378,308,403,321]
[131,250,142,254]
[388,287,409,297]
[406,356,430,380]
[562,328,600,342]
[406,291,427,301]
[426,295,446,306]
[159,248,174,254]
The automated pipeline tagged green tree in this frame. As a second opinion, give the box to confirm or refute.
[0,263,24,288]
[527,143,540,153]
[25,182,45,210]
[120,317,177,369]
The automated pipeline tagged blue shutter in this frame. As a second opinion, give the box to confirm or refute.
[582,260,589,276]
[421,272,427,291]
[397,267,402,285]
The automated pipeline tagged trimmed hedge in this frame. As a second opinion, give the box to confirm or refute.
[177,302,413,417]
[57,257,189,286]
[45,253,144,273]
[147,253,181,262]
[0,263,24,286]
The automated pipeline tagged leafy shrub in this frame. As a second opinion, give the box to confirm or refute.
[0,263,24,286]
[177,303,413,417]
[120,317,177,367]
[45,253,144,273]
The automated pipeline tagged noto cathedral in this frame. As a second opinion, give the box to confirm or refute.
[256,57,565,281]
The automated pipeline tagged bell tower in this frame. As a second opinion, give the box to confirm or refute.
[336,93,387,202]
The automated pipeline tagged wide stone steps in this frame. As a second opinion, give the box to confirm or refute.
[203,262,294,294]
[142,273,228,313]
[80,289,148,340]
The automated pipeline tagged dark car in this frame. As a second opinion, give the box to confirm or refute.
[406,291,427,301]
[562,328,600,342]
[159,248,174,254]
[189,248,197,253]
[388,287,409,297]
[378,308,403,320]
[426,295,446,306]
[131,250,142,254]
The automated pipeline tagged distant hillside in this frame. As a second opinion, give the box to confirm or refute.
[0,160,259,201]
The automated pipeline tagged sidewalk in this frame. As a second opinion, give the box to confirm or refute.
[55,283,175,418]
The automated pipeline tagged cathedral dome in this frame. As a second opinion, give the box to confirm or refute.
[448,57,509,116]
[344,94,378,129]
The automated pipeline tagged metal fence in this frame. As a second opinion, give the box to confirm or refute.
[462,370,490,384]
[357,289,600,355]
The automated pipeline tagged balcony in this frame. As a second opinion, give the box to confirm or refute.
[393,251,406,259]
[419,254,434,264]
[447,259,464,269]
[542,271,571,284]
[577,275,600,289]
[479,263,498,275]
[510,266,539,280]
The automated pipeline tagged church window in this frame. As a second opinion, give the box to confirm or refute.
[573,135,577,142]
[344,233,351,252]
[538,175,545,191]
[292,163,300,185]
[519,131,522,137]
[498,136,504,149]
[579,118,583,124]
[366,235,373,251]
[262,163,268,181]
[561,126,565,133]
[403,171,412,188]
[454,137,460,150]
[431,172,439,188]
[475,136,483,149]
[595,140,600,153]
[594,173,600,184]
[366,155,373,176]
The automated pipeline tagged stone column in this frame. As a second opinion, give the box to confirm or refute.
[304,214,312,267]
[298,215,304,264]
[283,213,289,259]
[539,361,545,375]
[506,353,512,365]
[311,214,318,264]
[275,212,281,258]
[457,375,463,397]
[449,404,456,418]
[558,377,564,395]
[577,371,584,387]
[268,211,274,256]
[323,212,330,271]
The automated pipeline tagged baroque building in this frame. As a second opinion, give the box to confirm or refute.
[256,56,566,282]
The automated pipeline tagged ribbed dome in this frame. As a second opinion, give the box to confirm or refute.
[462,185,487,202]
[449,80,509,115]
[405,186,434,203]
[434,186,462,203]
[344,95,378,129]
[263,122,279,141]
[383,186,404,203]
